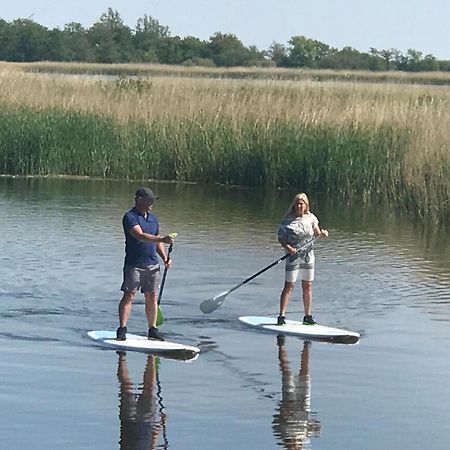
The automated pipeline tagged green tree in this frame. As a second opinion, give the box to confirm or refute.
[45,28,68,61]
[134,14,170,62]
[87,9,134,63]
[437,60,450,71]
[420,54,439,71]
[156,36,184,64]
[319,46,383,70]
[373,48,397,70]
[244,45,269,66]
[286,36,332,67]
[267,41,288,66]
[389,49,407,71]
[62,22,95,61]
[208,32,252,67]
[404,49,438,72]
[0,19,11,60]
[8,19,49,61]
[178,36,211,62]
[88,22,119,63]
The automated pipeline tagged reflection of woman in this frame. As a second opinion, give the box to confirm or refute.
[117,352,168,450]
[277,193,328,326]
[272,339,321,449]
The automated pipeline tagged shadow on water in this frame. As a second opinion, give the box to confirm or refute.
[196,338,278,400]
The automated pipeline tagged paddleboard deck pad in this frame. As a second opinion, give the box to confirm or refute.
[239,316,360,342]
[87,330,200,355]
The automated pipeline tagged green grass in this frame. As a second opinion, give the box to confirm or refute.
[2,108,441,224]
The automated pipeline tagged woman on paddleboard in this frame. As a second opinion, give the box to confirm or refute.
[277,193,328,326]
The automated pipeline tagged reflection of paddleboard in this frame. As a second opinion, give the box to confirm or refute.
[87,331,200,355]
[239,316,360,342]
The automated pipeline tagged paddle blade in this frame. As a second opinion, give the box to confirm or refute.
[156,306,164,326]
[199,291,228,314]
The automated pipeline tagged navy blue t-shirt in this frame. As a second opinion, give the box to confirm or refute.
[123,207,160,267]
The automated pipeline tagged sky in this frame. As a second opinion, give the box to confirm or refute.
[2,0,450,59]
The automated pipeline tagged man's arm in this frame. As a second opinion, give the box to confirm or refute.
[128,225,173,244]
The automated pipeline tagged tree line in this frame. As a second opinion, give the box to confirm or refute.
[1,8,449,72]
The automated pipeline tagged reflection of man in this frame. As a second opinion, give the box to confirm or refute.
[117,352,168,450]
[272,338,321,450]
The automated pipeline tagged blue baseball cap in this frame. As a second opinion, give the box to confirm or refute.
[135,187,158,202]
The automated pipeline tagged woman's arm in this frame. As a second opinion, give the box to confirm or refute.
[313,225,328,237]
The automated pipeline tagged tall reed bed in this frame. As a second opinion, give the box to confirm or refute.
[10,61,450,86]
[0,70,448,225]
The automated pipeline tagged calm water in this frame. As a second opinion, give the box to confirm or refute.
[0,177,449,450]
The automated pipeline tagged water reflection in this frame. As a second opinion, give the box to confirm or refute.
[117,352,168,449]
[1,176,450,450]
[273,338,321,449]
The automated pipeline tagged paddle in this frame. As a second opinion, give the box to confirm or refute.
[199,236,320,314]
[156,233,177,327]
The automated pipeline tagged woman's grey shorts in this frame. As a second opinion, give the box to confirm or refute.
[285,265,315,283]
[121,264,160,294]
[285,252,315,282]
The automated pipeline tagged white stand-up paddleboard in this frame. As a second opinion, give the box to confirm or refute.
[239,316,360,342]
[87,331,200,355]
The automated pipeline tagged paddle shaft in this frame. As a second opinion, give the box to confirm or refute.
[199,236,320,314]
[155,366,169,447]
[158,243,173,305]
[225,236,320,296]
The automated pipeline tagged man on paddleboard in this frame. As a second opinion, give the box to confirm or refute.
[117,187,173,341]
[277,193,328,326]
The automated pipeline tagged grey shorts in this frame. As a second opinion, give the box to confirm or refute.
[121,264,160,294]
[285,251,315,282]
[285,265,315,283]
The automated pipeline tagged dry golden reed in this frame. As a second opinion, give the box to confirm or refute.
[0,67,448,225]
[12,60,450,85]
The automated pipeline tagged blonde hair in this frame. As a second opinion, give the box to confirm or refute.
[285,192,310,217]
